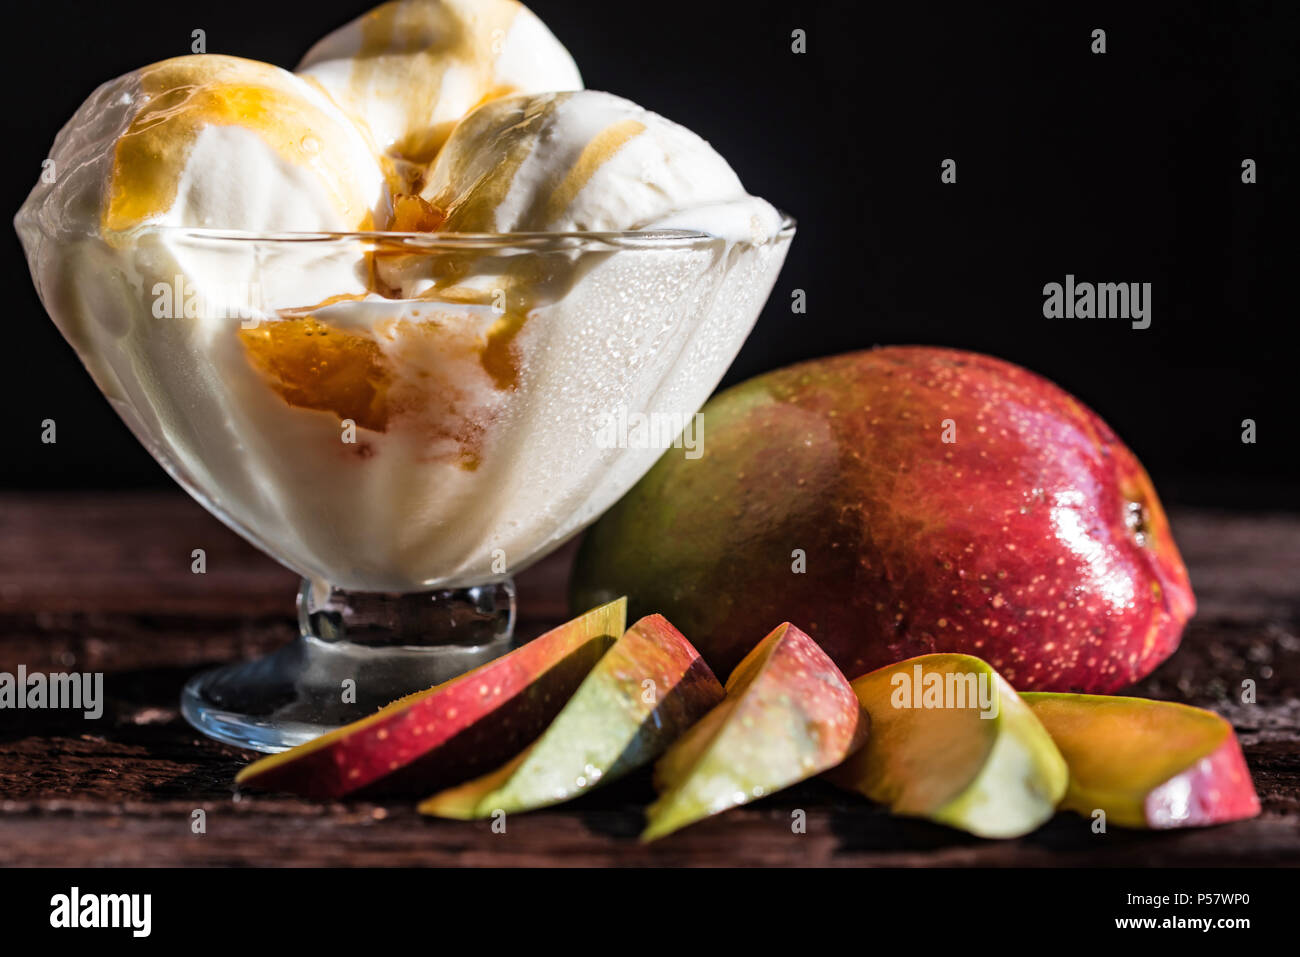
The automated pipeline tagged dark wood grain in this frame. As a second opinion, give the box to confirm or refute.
[1,493,1297,867]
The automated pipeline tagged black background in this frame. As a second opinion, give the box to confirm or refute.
[2,0,1293,505]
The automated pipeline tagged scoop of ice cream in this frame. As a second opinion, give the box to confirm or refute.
[16,54,391,331]
[298,0,582,166]
[19,54,388,245]
[416,90,781,242]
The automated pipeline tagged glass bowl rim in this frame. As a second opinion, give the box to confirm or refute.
[137,213,796,250]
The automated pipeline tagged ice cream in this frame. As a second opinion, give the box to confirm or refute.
[299,0,582,167]
[15,2,792,593]
[17,54,390,349]
[416,90,782,242]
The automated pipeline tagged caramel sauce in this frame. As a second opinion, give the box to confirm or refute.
[390,193,447,232]
[240,316,391,432]
[240,305,501,470]
[427,92,570,232]
[532,118,645,226]
[348,0,523,163]
[105,56,375,234]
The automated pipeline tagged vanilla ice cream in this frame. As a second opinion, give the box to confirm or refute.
[299,0,582,167]
[18,54,390,349]
[420,90,782,242]
[15,3,792,594]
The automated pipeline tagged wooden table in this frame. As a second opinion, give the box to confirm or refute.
[1,492,1296,866]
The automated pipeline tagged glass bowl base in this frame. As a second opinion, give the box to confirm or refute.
[180,577,516,752]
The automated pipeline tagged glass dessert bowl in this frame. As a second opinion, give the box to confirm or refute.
[24,220,793,751]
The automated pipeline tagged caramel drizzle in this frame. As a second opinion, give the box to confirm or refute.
[104,55,375,234]
[347,0,524,164]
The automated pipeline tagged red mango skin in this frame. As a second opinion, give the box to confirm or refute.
[605,615,726,773]
[236,603,622,799]
[1145,735,1261,828]
[572,347,1195,692]
[1023,692,1260,828]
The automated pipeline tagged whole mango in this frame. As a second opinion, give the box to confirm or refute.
[571,347,1194,692]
